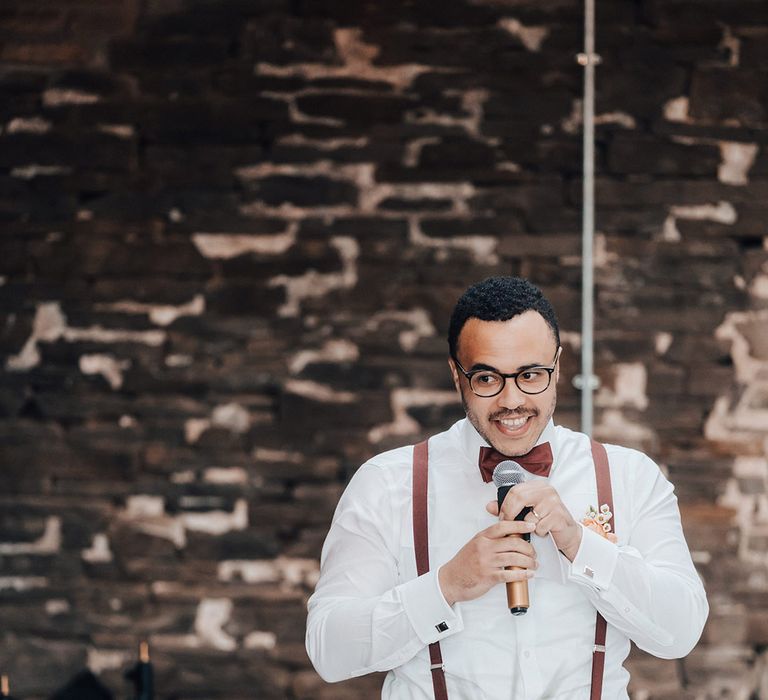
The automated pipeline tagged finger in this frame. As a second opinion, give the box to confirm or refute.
[498,492,538,521]
[486,500,499,516]
[484,520,536,539]
[499,481,547,502]
[490,537,536,557]
[497,567,535,583]
[493,552,537,570]
[523,510,539,524]
[532,511,565,537]
[500,486,557,521]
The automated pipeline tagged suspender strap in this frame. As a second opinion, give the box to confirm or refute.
[412,440,449,700]
[590,439,614,700]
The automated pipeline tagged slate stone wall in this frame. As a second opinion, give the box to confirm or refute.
[1,1,768,697]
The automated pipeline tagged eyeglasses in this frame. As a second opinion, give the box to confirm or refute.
[452,347,562,397]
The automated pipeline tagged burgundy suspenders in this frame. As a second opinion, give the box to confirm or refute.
[412,439,449,700]
[589,439,614,700]
[411,438,615,700]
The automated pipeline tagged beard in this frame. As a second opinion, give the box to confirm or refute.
[460,385,557,457]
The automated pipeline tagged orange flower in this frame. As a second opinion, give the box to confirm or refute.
[581,518,618,544]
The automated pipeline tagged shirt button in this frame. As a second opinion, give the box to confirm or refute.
[624,607,631,613]
[523,651,530,658]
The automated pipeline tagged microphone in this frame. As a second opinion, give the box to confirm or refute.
[492,460,532,615]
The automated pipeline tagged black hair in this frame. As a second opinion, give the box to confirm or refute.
[448,276,560,358]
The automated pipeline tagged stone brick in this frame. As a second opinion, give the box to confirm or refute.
[597,47,687,118]
[607,133,720,176]
[644,5,722,46]
[420,215,525,238]
[0,132,136,170]
[246,175,359,207]
[418,137,497,169]
[295,93,416,127]
[137,98,291,145]
[110,37,233,71]
[747,611,768,645]
[646,363,687,397]
[690,67,768,126]
[378,196,453,212]
[241,14,337,64]
[278,389,392,434]
[498,233,581,258]
[742,35,768,68]
[646,0,768,27]
[371,26,514,69]
[470,178,566,213]
[591,177,722,208]
[3,41,91,66]
[0,6,67,34]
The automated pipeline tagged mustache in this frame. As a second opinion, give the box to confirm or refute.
[489,408,539,421]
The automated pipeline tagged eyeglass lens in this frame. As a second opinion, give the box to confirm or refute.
[469,368,551,396]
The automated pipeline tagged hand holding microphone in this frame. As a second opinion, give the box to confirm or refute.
[492,460,532,615]
[488,475,584,563]
[439,459,582,610]
[437,515,536,608]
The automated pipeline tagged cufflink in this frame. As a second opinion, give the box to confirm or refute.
[435,621,449,632]
[583,566,595,579]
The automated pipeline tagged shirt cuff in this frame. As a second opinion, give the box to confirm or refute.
[399,566,464,645]
[567,523,619,591]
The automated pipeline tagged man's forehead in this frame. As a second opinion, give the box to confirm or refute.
[457,313,556,351]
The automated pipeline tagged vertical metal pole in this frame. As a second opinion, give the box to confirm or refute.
[579,0,597,436]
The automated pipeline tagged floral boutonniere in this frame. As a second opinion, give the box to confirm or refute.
[582,504,618,543]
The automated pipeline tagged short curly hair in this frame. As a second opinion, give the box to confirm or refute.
[448,276,560,358]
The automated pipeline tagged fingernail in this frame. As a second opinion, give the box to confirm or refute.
[526,571,535,579]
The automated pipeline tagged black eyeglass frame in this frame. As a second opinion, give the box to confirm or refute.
[452,346,562,397]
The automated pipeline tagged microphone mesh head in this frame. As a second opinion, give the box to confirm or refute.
[492,460,526,488]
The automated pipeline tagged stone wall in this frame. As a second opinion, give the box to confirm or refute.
[1,0,768,697]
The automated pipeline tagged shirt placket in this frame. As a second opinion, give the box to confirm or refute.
[512,582,545,699]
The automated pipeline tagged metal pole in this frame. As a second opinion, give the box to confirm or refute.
[578,0,598,436]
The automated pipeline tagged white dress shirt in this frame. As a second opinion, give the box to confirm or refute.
[306,418,708,699]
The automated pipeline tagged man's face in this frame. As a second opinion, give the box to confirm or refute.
[449,311,560,457]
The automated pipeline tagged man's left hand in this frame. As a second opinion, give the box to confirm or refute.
[486,481,582,561]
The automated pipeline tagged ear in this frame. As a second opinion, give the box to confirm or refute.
[554,346,562,383]
[448,357,461,393]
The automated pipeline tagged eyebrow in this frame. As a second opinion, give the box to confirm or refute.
[467,360,545,373]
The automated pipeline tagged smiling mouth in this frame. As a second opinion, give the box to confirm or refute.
[496,416,530,430]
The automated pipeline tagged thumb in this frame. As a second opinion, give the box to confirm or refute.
[486,500,500,517]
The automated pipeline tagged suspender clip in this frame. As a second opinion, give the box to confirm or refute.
[430,663,444,671]
[593,644,606,653]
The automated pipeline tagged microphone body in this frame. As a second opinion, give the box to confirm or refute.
[493,462,531,615]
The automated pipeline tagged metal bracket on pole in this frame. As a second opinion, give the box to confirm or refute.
[572,374,601,391]
[576,53,602,66]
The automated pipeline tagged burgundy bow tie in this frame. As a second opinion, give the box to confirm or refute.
[478,442,554,483]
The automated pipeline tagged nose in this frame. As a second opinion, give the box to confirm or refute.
[496,378,527,409]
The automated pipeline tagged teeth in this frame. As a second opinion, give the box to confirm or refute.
[498,417,528,429]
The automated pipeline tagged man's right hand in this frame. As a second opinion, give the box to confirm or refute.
[438,520,538,606]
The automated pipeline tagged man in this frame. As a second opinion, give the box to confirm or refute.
[306,276,708,699]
